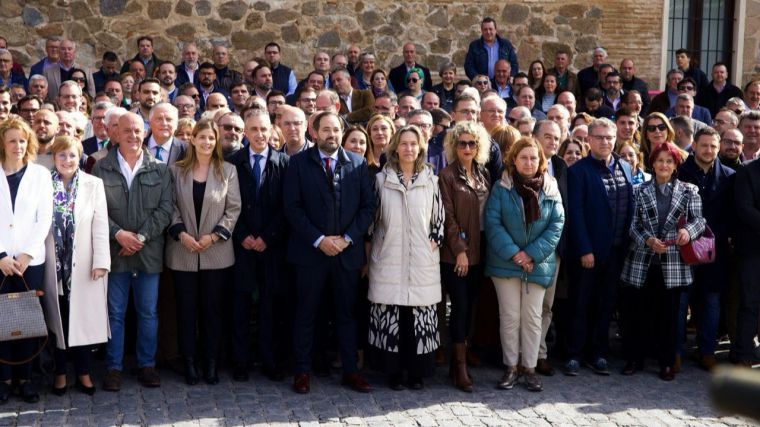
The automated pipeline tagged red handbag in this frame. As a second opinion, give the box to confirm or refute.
[676,215,716,265]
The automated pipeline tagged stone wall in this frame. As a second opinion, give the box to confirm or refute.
[743,0,760,85]
[2,0,668,88]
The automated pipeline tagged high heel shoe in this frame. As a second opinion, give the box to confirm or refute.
[204,359,219,385]
[184,357,199,385]
[75,380,96,396]
[50,385,67,396]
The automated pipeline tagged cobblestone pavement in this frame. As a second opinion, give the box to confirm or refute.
[0,356,756,426]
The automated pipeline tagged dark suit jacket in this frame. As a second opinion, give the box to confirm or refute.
[142,136,188,166]
[197,84,231,112]
[550,155,568,257]
[175,63,198,87]
[567,154,634,261]
[82,136,104,156]
[734,159,760,255]
[388,63,433,94]
[30,59,51,78]
[339,89,374,124]
[283,146,376,270]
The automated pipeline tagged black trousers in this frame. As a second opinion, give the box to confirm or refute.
[567,249,625,361]
[0,265,44,381]
[440,262,481,343]
[231,248,291,368]
[293,259,359,375]
[619,264,684,368]
[734,253,760,362]
[53,295,92,376]
[172,269,226,359]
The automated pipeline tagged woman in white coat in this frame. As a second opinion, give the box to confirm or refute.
[0,118,53,404]
[42,136,110,396]
[368,125,444,390]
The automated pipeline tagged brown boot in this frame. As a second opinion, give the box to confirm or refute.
[453,343,473,392]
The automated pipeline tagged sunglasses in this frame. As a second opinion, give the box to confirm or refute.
[189,93,200,99]
[71,77,86,83]
[406,78,419,83]
[646,124,668,132]
[475,80,489,85]
[222,124,244,133]
[457,140,478,149]
[678,85,695,91]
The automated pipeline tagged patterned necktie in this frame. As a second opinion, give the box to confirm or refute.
[324,157,333,182]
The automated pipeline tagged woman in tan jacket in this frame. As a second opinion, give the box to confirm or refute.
[165,119,241,385]
[438,121,491,392]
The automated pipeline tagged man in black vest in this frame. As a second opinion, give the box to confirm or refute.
[264,42,296,96]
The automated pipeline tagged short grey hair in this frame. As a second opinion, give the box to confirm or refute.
[676,93,694,104]
[58,80,82,95]
[29,74,47,85]
[667,69,684,80]
[509,106,532,120]
[588,117,617,135]
[148,102,178,120]
[92,101,114,113]
[406,109,432,122]
[671,115,693,137]
[317,89,340,105]
[104,106,128,126]
[593,47,608,57]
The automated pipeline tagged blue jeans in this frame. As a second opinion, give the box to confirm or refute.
[106,272,159,371]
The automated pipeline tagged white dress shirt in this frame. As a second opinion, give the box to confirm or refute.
[117,150,144,189]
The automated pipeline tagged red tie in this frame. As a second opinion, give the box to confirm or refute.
[324,157,333,181]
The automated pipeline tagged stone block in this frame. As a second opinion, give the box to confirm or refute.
[528,18,553,37]
[167,23,196,41]
[196,0,212,16]
[501,4,530,25]
[99,0,126,16]
[36,24,65,38]
[71,1,94,19]
[0,1,22,18]
[302,1,319,16]
[559,4,588,18]
[253,2,270,11]
[147,1,171,19]
[426,7,448,28]
[317,30,341,48]
[207,18,232,35]
[246,12,263,28]
[219,1,247,21]
[282,24,301,43]
[360,10,384,28]
[266,9,300,25]
[22,6,45,27]
[175,0,193,17]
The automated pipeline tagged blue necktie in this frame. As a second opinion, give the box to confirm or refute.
[155,146,164,161]
[253,154,263,196]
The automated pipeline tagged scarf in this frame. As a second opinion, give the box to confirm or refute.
[52,170,78,297]
[513,171,543,224]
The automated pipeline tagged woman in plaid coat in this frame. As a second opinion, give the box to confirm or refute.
[619,142,705,381]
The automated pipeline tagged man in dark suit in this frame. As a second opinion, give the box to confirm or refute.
[533,120,568,376]
[283,111,376,394]
[388,43,434,94]
[82,101,113,156]
[175,43,199,87]
[196,62,231,113]
[229,109,289,382]
[565,117,634,376]
[143,102,187,166]
[93,52,121,94]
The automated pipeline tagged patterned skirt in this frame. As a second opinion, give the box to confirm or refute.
[368,303,440,354]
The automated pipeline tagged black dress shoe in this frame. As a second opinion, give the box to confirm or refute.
[50,385,67,396]
[232,364,249,382]
[20,382,39,403]
[388,373,405,391]
[407,376,424,390]
[621,361,643,376]
[659,366,675,381]
[75,380,96,396]
[184,358,199,385]
[0,382,9,403]
[204,359,219,385]
[261,365,285,382]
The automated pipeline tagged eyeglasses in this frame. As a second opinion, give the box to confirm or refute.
[590,134,615,142]
[406,78,419,83]
[188,93,200,99]
[712,119,728,126]
[722,139,743,146]
[71,77,86,83]
[436,122,450,130]
[457,140,478,149]
[222,124,244,133]
[733,109,744,115]
[411,123,432,130]
[484,108,505,115]
[646,124,668,132]
[474,80,489,85]
[176,103,194,110]
[678,85,695,91]
[507,117,519,124]
[456,109,479,116]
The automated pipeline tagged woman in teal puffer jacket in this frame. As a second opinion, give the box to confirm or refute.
[485,136,564,393]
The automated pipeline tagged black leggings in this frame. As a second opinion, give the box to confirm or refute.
[441,262,482,343]
[0,265,45,382]
[173,269,225,359]
[53,296,92,376]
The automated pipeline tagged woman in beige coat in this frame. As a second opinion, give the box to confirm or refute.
[165,119,241,385]
[42,136,110,396]
[368,125,444,390]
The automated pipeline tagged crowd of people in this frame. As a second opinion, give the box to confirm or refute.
[0,15,759,403]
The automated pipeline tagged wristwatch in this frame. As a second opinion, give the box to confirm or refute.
[136,234,147,243]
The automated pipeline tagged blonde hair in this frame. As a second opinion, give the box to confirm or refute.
[366,113,396,167]
[504,136,548,176]
[176,119,224,178]
[49,135,83,158]
[443,120,491,165]
[385,125,428,173]
[490,124,521,158]
[0,117,39,163]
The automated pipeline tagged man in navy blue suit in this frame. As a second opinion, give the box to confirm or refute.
[283,111,376,394]
[565,117,634,377]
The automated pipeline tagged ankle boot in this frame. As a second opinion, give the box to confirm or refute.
[453,343,473,392]
[205,359,219,385]
[183,357,199,385]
